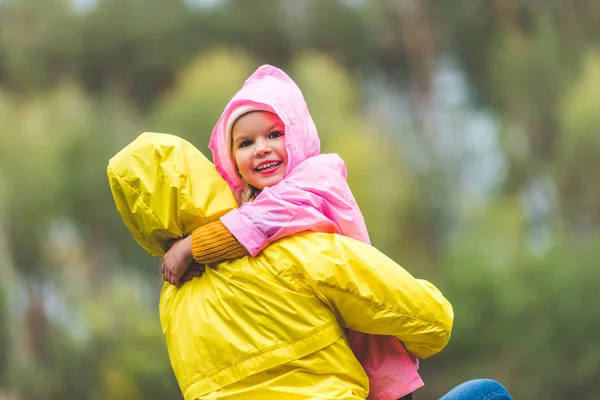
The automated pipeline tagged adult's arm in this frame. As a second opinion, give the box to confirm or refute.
[272,233,453,359]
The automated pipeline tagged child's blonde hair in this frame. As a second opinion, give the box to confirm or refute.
[238,183,259,205]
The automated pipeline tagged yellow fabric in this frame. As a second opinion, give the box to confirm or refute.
[160,233,453,400]
[191,221,248,264]
[107,132,236,257]
[195,336,369,400]
[107,133,454,399]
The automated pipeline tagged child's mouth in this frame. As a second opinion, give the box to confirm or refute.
[255,161,282,172]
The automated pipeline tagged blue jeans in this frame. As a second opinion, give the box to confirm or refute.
[439,379,513,400]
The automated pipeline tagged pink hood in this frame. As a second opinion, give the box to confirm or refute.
[209,64,320,196]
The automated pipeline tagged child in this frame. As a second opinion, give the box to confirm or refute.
[162,65,422,400]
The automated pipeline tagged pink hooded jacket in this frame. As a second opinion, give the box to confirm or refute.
[209,65,423,399]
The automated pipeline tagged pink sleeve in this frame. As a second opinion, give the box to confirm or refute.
[220,154,371,256]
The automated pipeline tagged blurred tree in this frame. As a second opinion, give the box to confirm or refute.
[0,0,414,108]
[0,287,7,388]
[0,0,78,93]
[558,52,600,237]
[301,0,372,69]
[151,49,254,151]
[0,81,167,397]
[0,1,599,398]
[76,0,194,108]
[219,0,291,66]
[432,0,600,236]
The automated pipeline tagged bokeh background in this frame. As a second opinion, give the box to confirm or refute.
[1,0,599,399]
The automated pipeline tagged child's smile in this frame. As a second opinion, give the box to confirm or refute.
[255,160,282,173]
[232,111,288,190]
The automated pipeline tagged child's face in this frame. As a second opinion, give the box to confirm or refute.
[232,111,288,191]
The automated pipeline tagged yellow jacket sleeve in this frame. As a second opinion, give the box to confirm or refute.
[271,233,454,359]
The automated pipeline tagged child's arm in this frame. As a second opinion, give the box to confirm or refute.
[221,153,371,256]
[163,153,369,285]
[162,221,248,286]
[191,220,248,263]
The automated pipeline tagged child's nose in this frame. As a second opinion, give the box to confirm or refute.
[254,141,272,156]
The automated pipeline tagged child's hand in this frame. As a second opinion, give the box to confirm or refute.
[162,235,194,286]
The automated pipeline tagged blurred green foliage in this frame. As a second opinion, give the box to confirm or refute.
[0,1,599,399]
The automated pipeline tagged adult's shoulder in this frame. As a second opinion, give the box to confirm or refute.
[263,232,373,268]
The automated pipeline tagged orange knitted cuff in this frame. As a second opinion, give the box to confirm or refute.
[191,220,249,264]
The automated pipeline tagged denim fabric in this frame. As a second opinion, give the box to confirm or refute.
[439,379,513,400]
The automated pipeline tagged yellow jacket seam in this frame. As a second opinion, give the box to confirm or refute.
[184,320,340,387]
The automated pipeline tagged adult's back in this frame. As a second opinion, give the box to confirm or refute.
[160,231,453,399]
[108,133,453,400]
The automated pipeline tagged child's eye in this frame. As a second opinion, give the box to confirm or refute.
[239,140,252,148]
[269,131,284,139]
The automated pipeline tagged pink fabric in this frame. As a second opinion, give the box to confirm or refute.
[347,333,423,400]
[221,154,370,256]
[209,64,422,399]
[209,65,320,196]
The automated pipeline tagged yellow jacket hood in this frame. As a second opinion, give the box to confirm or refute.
[107,132,236,257]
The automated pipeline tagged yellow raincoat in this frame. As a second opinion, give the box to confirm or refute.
[107,133,454,400]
